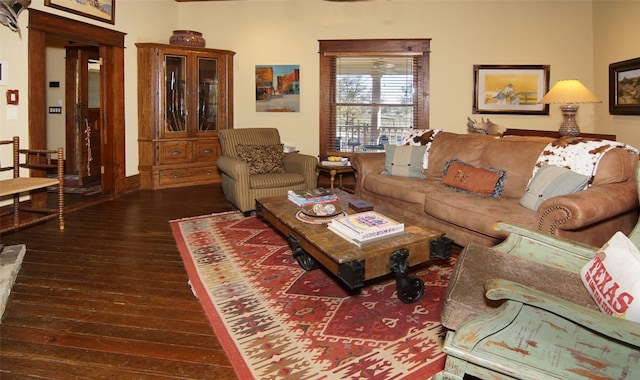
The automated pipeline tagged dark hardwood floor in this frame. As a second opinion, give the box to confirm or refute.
[0,184,239,379]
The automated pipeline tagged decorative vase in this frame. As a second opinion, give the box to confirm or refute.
[169,30,206,47]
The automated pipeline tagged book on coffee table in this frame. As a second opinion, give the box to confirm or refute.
[288,188,339,206]
[328,211,405,246]
[328,224,406,248]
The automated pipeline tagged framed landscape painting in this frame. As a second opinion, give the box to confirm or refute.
[45,0,115,24]
[609,57,640,115]
[473,64,550,115]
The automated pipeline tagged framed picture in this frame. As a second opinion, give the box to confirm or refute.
[609,57,640,115]
[473,65,550,115]
[45,0,115,24]
[256,65,300,112]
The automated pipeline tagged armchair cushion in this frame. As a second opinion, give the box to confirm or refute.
[441,242,598,330]
[235,143,286,174]
[581,231,640,322]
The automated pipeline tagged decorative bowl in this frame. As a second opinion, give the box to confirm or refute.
[301,203,343,217]
[169,30,206,47]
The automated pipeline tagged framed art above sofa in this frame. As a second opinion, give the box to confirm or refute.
[473,64,550,115]
[609,57,640,115]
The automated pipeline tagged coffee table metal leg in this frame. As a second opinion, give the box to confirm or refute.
[390,248,425,303]
[287,233,319,271]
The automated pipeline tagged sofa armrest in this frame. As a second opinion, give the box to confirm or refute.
[485,278,640,348]
[283,153,318,188]
[350,152,385,194]
[216,155,250,181]
[537,180,638,233]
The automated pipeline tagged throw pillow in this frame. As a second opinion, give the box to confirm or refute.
[441,159,506,197]
[519,164,590,211]
[235,144,286,175]
[580,231,640,322]
[382,144,428,179]
[401,129,442,170]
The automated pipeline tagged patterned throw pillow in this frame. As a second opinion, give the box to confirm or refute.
[441,158,506,197]
[383,144,428,179]
[519,164,589,211]
[235,144,286,175]
[580,231,640,322]
[401,129,442,170]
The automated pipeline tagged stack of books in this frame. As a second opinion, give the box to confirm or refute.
[328,211,405,247]
[288,188,339,206]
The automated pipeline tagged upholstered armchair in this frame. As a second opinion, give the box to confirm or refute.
[434,164,640,380]
[217,128,317,214]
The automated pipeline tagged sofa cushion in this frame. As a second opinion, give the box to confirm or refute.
[480,136,551,199]
[592,148,637,186]
[519,164,590,211]
[580,231,640,322]
[383,144,427,178]
[362,173,431,206]
[236,144,286,175]
[442,159,506,197]
[424,184,535,238]
[425,132,497,179]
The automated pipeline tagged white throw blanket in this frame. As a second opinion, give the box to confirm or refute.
[530,137,639,186]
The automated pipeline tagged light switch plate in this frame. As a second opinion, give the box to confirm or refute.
[7,106,17,120]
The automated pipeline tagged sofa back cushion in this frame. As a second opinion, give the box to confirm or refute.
[424,132,497,179]
[480,136,551,199]
[591,147,638,186]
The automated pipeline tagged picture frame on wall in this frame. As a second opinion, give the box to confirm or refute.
[45,0,115,24]
[473,64,550,115]
[255,65,300,112]
[609,57,640,115]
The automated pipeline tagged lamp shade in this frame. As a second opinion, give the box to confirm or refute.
[539,79,601,104]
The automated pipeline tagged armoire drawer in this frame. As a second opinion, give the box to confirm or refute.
[158,141,193,165]
[194,140,219,162]
[158,165,219,186]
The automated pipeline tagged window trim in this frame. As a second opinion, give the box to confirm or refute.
[319,39,431,157]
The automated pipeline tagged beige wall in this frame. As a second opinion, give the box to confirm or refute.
[176,0,599,156]
[593,0,640,148]
[0,0,638,180]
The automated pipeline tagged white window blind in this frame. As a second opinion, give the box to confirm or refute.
[334,56,416,150]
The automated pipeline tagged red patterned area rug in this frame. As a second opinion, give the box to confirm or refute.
[170,211,455,380]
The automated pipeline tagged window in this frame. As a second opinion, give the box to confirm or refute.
[319,39,431,156]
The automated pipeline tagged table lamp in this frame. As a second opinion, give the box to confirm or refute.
[539,79,601,137]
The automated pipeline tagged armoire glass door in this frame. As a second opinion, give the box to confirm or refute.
[164,54,187,133]
[197,57,218,132]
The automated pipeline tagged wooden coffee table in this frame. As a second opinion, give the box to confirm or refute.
[256,190,452,303]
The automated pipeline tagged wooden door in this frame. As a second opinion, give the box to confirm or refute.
[65,46,101,186]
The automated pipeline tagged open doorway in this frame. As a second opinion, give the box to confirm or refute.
[45,37,103,205]
[28,9,126,210]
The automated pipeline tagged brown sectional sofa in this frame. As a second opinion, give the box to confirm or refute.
[351,131,639,248]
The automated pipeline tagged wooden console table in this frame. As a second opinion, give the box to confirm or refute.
[504,128,616,141]
[0,137,64,233]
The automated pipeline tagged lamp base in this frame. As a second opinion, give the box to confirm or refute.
[558,104,580,137]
